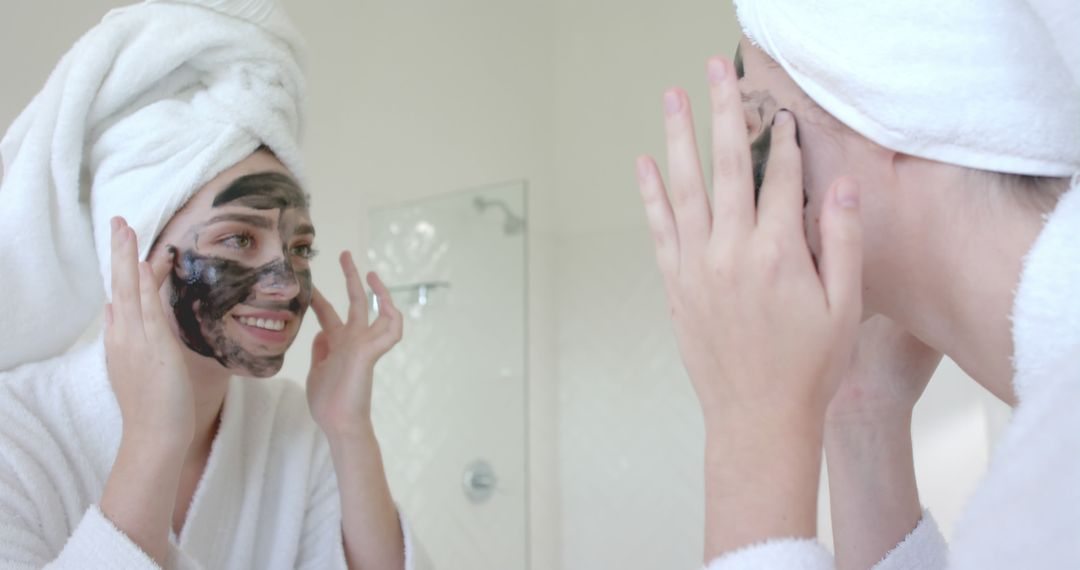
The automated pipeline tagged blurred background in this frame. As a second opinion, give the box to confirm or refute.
[0,1,1010,569]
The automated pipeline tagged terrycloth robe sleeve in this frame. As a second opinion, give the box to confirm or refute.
[870,511,948,570]
[703,538,834,570]
[0,497,201,570]
[44,506,202,570]
[702,512,948,570]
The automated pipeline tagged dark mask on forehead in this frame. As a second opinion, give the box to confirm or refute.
[168,172,313,377]
[212,171,309,210]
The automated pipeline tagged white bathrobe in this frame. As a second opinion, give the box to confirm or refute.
[705,183,1080,569]
[0,337,421,570]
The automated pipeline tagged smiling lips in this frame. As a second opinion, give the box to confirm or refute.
[232,311,294,345]
[236,316,287,331]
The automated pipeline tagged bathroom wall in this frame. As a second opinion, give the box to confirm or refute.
[0,1,126,132]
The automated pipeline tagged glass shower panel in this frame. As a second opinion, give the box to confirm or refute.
[367,181,528,570]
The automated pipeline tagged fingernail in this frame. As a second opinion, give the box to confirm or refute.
[707,59,726,85]
[636,157,651,181]
[773,109,792,125]
[664,90,683,116]
[835,179,860,209]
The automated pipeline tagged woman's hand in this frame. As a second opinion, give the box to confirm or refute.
[636,61,864,425]
[306,251,403,439]
[104,216,194,450]
[636,56,864,559]
[101,216,192,565]
[306,253,407,570]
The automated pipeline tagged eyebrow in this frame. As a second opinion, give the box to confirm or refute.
[204,212,273,229]
[734,44,745,79]
[213,172,309,211]
[294,223,316,237]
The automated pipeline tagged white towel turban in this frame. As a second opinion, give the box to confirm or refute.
[734,0,1080,177]
[0,0,306,371]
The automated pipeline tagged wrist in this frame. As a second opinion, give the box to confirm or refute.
[705,398,827,439]
[703,405,825,555]
[323,418,378,449]
[118,432,190,465]
[824,413,914,471]
[825,407,912,441]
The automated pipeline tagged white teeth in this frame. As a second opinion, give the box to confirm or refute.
[238,316,286,331]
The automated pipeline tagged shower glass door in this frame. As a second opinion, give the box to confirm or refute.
[367,181,528,570]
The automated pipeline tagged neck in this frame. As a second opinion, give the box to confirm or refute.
[876,176,1049,406]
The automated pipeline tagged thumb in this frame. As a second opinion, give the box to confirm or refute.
[820,177,863,322]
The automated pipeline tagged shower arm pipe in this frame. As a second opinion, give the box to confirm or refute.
[383,281,452,295]
[366,281,452,305]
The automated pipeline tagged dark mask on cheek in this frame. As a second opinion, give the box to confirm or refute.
[750,118,807,209]
[750,124,773,204]
[169,247,312,377]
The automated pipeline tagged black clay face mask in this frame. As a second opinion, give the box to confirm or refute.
[737,44,776,204]
[735,44,806,208]
[750,123,773,202]
[167,172,314,377]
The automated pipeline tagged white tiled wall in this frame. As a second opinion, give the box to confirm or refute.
[555,228,704,570]
[367,184,529,570]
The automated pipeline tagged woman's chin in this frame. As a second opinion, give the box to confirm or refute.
[227,357,285,379]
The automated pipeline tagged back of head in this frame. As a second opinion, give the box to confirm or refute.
[734,0,1080,178]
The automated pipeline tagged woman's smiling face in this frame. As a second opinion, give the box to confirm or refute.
[149,150,316,378]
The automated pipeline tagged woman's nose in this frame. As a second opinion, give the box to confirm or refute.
[255,258,301,300]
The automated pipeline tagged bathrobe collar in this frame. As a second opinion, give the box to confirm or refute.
[1011,180,1080,402]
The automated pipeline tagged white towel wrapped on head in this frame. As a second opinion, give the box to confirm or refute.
[0,0,306,372]
[734,0,1080,177]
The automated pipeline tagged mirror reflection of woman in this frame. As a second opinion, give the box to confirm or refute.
[637,1,1079,568]
[0,2,421,568]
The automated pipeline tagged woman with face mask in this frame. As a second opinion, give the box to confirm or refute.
[0,1,421,569]
[637,1,1079,569]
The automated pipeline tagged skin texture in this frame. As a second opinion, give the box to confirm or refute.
[102,151,406,570]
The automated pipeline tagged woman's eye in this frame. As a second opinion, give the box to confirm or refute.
[222,233,255,249]
[291,244,318,260]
